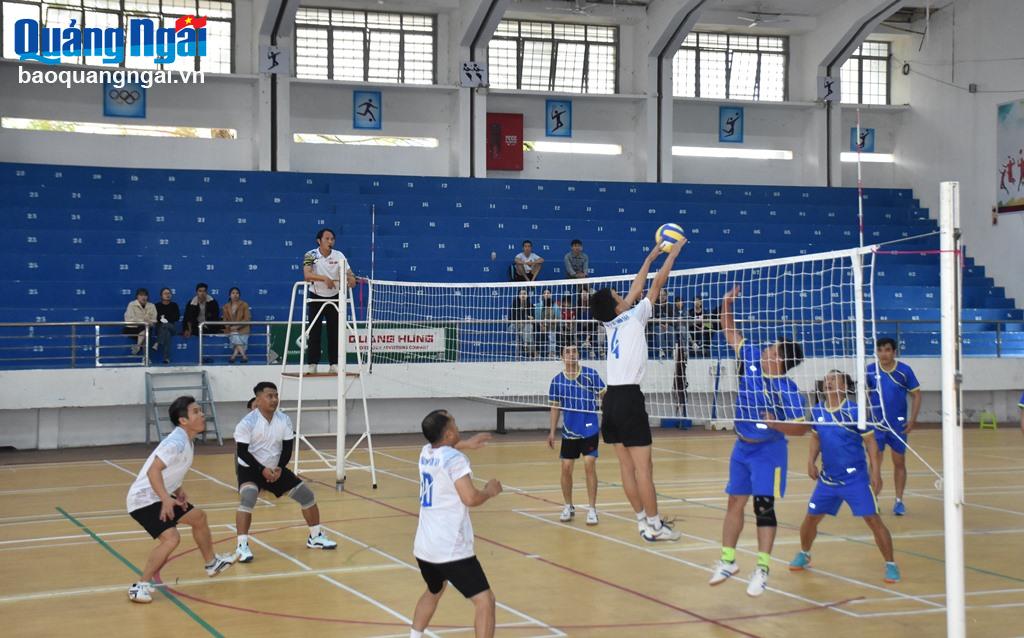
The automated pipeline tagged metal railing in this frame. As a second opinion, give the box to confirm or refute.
[0,321,149,368]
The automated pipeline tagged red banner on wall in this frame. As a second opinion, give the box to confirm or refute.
[486,112,523,171]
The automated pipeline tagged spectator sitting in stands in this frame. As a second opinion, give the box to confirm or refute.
[535,288,558,358]
[650,289,676,360]
[687,296,719,357]
[576,288,598,359]
[123,287,157,356]
[513,240,544,282]
[182,283,220,339]
[154,287,180,364]
[509,288,536,359]
[557,294,576,352]
[563,239,589,280]
[222,287,252,364]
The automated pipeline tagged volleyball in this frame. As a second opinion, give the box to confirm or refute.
[655,223,685,252]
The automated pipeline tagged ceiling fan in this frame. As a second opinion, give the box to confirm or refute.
[737,11,790,28]
[546,0,599,15]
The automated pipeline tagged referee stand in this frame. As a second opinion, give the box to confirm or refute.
[279,267,377,491]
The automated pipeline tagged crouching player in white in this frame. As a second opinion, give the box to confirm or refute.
[234,381,336,562]
[789,371,901,583]
[126,396,235,603]
[410,410,500,638]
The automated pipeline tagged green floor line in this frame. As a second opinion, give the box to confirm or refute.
[56,506,224,637]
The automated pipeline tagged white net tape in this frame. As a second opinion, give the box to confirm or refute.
[366,246,876,428]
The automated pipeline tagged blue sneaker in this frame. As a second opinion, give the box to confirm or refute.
[893,500,906,516]
[884,562,901,583]
[789,551,811,571]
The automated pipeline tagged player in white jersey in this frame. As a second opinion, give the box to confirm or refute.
[125,396,235,603]
[588,238,686,542]
[233,381,336,562]
[410,410,500,638]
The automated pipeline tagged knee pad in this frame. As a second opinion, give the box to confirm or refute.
[753,496,777,528]
[238,483,259,513]
[289,482,316,510]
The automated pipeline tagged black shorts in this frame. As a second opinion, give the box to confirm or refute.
[417,556,490,599]
[130,500,195,539]
[601,385,652,447]
[236,463,303,497]
[560,434,599,459]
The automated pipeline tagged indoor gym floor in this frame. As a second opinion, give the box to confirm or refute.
[1,426,1022,638]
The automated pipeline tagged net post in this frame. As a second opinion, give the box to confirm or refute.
[852,252,868,431]
[336,262,348,490]
[940,181,965,638]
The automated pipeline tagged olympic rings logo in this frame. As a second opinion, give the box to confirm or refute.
[108,89,141,105]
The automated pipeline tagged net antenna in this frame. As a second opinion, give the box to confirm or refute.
[279,265,378,490]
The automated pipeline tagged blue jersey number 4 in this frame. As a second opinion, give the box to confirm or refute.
[610,328,620,359]
[420,472,434,507]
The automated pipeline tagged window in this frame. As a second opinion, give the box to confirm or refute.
[672,32,787,102]
[841,41,890,105]
[1,0,233,73]
[294,8,435,84]
[488,19,617,94]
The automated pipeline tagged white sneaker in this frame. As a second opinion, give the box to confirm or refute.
[306,364,318,375]
[236,543,254,563]
[746,567,769,597]
[708,561,739,586]
[130,344,141,355]
[637,517,646,534]
[641,519,682,542]
[307,532,338,550]
[205,552,236,577]
[559,504,575,522]
[586,508,599,526]
[128,581,153,603]
[328,364,338,374]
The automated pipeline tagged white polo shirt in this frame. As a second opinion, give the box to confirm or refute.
[234,409,295,469]
[603,297,652,386]
[303,248,349,297]
[126,427,193,513]
[414,444,475,564]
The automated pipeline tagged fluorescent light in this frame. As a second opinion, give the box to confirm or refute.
[526,141,623,155]
[1,117,236,139]
[672,146,793,160]
[841,152,895,163]
[294,134,438,147]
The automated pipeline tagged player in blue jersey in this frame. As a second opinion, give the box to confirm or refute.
[789,371,900,583]
[548,344,606,525]
[710,285,808,597]
[866,337,922,516]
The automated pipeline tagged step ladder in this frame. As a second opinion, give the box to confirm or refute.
[279,273,377,491]
[144,370,223,444]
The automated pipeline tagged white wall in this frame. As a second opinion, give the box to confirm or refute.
[893,0,1024,304]
[840,104,906,188]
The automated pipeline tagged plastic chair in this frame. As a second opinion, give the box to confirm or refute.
[979,411,998,430]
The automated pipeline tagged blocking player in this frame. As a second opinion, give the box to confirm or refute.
[233,381,336,562]
[126,396,235,603]
[547,344,606,525]
[866,337,922,515]
[788,371,901,583]
[588,238,686,542]
[410,410,500,638]
[709,285,808,596]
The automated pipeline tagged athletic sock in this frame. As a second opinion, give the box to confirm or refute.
[309,524,321,538]
[237,534,248,547]
[885,561,897,567]
[757,552,771,571]
[410,630,423,638]
[635,510,646,521]
[721,547,736,563]
[646,515,663,530]
[895,497,903,503]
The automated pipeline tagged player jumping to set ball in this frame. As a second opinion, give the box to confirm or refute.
[789,371,901,583]
[710,285,808,596]
[588,235,686,542]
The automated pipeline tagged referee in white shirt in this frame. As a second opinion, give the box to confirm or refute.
[302,227,356,375]
[588,238,686,542]
[233,381,337,562]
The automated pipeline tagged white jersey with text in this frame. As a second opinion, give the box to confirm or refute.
[603,297,652,386]
[234,409,295,468]
[414,444,475,564]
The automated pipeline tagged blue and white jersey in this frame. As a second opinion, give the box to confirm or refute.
[603,297,651,386]
[811,401,873,486]
[414,444,474,564]
[866,361,920,430]
[734,340,806,442]
[549,366,605,439]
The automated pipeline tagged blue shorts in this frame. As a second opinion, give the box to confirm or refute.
[726,438,788,498]
[874,427,907,455]
[808,478,878,517]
